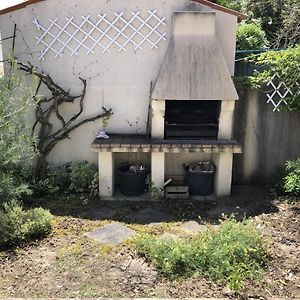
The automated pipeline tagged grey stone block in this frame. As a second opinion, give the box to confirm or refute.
[86,222,136,246]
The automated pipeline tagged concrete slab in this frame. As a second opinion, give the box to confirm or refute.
[86,222,136,246]
[131,208,172,224]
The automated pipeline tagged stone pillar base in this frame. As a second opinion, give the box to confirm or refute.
[98,152,114,197]
[151,152,165,188]
[212,152,233,197]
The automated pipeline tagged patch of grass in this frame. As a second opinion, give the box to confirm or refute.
[136,217,268,291]
[98,243,113,255]
[128,222,181,236]
[58,241,85,258]
[51,216,110,238]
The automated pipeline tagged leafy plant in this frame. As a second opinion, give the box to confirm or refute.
[145,174,164,200]
[237,22,268,51]
[282,158,300,197]
[136,218,267,291]
[250,45,300,111]
[0,64,36,202]
[23,161,99,197]
[69,161,98,196]
[0,200,53,249]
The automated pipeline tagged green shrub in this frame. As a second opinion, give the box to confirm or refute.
[0,200,53,249]
[23,161,98,197]
[136,218,267,291]
[237,22,268,51]
[68,161,98,196]
[282,158,300,197]
[0,66,36,203]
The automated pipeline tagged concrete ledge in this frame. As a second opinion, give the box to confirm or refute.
[0,297,286,300]
[91,135,242,154]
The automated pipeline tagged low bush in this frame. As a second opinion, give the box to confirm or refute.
[68,161,98,195]
[23,161,98,197]
[236,22,268,51]
[136,218,267,291]
[282,158,300,198]
[0,200,53,249]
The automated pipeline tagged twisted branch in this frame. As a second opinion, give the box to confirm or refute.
[18,62,113,178]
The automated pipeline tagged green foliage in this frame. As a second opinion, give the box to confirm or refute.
[0,200,53,249]
[242,0,300,47]
[23,161,99,197]
[241,0,283,46]
[250,45,300,111]
[145,174,164,200]
[68,161,98,195]
[136,218,267,291]
[282,158,300,197]
[0,66,36,202]
[210,0,241,11]
[237,22,268,51]
[233,75,253,88]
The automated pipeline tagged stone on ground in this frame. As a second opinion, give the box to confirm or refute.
[179,220,207,234]
[85,222,136,246]
[159,232,179,241]
[131,208,172,224]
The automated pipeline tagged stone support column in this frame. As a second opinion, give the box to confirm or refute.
[151,152,165,189]
[98,151,114,197]
[213,151,233,197]
[151,99,165,139]
[218,100,235,139]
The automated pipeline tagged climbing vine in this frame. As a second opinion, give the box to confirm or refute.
[18,62,113,178]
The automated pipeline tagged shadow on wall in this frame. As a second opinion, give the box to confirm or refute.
[233,87,300,185]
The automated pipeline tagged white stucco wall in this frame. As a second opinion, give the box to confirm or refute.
[0,0,237,166]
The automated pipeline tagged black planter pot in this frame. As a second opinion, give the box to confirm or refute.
[185,162,215,196]
[118,165,147,196]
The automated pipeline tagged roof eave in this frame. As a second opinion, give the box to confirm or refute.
[0,0,45,16]
[191,0,246,22]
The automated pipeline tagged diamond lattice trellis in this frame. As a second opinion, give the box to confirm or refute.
[265,73,300,111]
[33,9,167,60]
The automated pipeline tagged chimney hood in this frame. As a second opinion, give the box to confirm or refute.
[151,11,239,101]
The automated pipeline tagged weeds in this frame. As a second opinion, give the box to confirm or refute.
[136,217,267,291]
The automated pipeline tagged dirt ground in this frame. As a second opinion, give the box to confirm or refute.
[0,185,299,299]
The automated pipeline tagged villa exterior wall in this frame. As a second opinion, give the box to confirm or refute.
[0,0,237,168]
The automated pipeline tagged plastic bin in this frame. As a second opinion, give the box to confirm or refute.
[185,162,215,196]
[118,165,147,196]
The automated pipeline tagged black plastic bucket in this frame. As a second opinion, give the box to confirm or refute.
[118,165,147,196]
[185,162,215,196]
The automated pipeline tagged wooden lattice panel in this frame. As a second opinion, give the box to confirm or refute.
[266,73,300,112]
[33,10,167,60]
